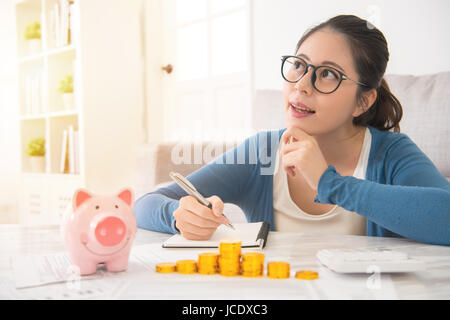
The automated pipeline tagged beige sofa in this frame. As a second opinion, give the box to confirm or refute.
[134,72,450,222]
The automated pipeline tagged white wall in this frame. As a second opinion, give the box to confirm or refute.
[253,0,450,90]
[0,0,20,223]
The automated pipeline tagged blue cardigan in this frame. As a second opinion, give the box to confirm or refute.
[134,126,450,245]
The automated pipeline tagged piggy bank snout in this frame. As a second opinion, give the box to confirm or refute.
[94,216,127,247]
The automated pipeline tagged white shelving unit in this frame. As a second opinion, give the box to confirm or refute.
[15,0,143,225]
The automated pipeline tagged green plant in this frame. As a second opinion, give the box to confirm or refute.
[58,74,74,93]
[24,21,41,40]
[25,137,46,156]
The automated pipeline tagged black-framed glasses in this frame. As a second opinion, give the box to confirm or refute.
[281,55,368,94]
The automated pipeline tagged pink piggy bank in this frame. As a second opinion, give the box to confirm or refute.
[61,188,137,275]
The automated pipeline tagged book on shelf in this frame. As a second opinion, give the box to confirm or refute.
[68,125,75,174]
[60,129,69,173]
[49,0,75,48]
[24,70,44,116]
[73,130,79,174]
[60,125,79,174]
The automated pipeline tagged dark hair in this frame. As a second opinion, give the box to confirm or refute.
[295,15,403,132]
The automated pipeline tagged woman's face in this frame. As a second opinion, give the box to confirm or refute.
[283,29,363,136]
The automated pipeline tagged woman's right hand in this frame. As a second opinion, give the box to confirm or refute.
[173,195,230,240]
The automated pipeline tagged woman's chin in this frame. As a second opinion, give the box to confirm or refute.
[285,116,307,129]
[285,118,315,135]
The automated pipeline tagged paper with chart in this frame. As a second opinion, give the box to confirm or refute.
[11,252,101,289]
[11,250,147,289]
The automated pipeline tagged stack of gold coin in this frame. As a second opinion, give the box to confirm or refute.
[267,261,290,279]
[295,270,318,280]
[155,262,177,273]
[197,252,219,275]
[218,239,241,276]
[241,252,264,277]
[176,259,197,274]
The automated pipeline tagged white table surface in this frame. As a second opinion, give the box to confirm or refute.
[0,224,449,300]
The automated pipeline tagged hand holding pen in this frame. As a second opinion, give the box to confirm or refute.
[170,172,234,240]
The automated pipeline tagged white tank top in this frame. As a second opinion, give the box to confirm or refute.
[272,127,371,235]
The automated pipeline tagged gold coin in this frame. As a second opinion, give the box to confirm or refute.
[219,258,240,277]
[219,268,240,277]
[267,261,290,279]
[198,252,219,274]
[219,263,240,270]
[198,253,219,265]
[241,264,263,277]
[219,267,241,276]
[219,261,240,271]
[198,267,218,275]
[241,261,263,271]
[220,238,242,247]
[242,271,263,278]
[176,260,197,274]
[197,268,218,274]
[218,257,241,277]
[219,254,241,261]
[218,256,240,266]
[219,239,241,259]
[155,262,176,273]
[295,270,318,280]
[242,252,264,263]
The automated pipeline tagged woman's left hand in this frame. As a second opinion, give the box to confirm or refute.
[281,126,329,192]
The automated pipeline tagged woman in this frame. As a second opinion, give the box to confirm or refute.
[134,15,450,245]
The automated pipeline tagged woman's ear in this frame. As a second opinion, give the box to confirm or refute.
[353,89,377,117]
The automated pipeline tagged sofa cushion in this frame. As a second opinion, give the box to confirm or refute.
[385,72,450,179]
[134,141,239,199]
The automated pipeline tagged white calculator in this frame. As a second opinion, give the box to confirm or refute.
[316,248,426,273]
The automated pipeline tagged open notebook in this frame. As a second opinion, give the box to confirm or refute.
[162,222,270,249]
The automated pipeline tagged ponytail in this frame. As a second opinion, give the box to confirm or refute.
[354,78,403,133]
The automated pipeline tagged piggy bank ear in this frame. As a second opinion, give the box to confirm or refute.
[73,188,93,211]
[117,188,133,207]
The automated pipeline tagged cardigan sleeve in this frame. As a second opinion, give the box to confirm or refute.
[134,134,259,234]
[314,135,450,246]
